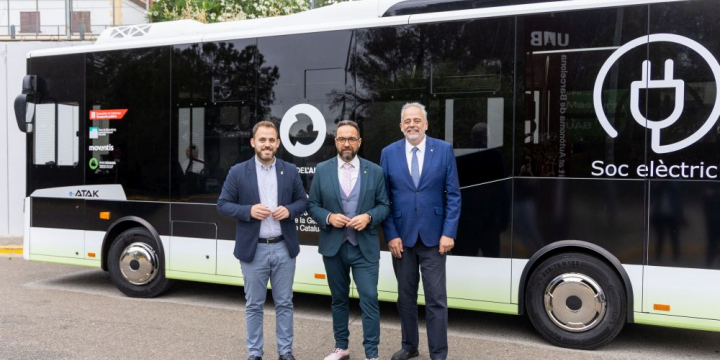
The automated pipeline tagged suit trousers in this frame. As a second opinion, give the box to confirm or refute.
[240,241,296,357]
[323,241,380,358]
[393,239,448,359]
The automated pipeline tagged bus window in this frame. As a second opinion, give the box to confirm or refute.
[34,103,56,165]
[257,31,354,181]
[57,104,79,166]
[518,6,648,179]
[86,48,171,201]
[172,40,257,203]
[33,103,79,167]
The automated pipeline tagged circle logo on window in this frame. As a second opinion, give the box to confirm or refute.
[280,104,327,158]
[89,158,99,170]
[594,34,720,154]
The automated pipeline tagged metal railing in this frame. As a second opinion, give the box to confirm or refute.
[0,25,112,41]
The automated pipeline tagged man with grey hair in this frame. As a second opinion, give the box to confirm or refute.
[381,103,461,360]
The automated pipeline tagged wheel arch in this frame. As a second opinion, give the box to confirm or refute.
[517,240,634,323]
[101,216,165,272]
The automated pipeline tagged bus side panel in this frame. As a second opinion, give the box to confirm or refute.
[512,178,645,264]
[30,197,85,259]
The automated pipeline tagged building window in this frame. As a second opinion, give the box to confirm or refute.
[72,11,91,33]
[20,12,40,33]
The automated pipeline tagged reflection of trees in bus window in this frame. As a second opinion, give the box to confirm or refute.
[353,19,514,176]
[519,6,648,178]
[256,31,353,171]
[172,41,276,203]
[353,19,515,258]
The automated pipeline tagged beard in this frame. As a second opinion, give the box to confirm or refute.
[404,127,424,142]
[339,147,357,161]
[255,146,276,161]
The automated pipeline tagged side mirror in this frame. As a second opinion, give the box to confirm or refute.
[14,93,35,133]
[14,75,46,133]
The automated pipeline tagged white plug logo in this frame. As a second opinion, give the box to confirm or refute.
[630,59,685,153]
[594,34,720,154]
[280,104,327,158]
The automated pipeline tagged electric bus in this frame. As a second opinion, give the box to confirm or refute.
[14,0,720,349]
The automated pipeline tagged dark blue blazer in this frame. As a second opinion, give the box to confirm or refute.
[307,157,390,263]
[380,136,461,247]
[217,158,308,262]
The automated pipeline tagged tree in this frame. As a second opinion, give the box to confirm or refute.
[148,0,349,23]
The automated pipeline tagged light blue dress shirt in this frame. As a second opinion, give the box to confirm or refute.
[255,156,282,238]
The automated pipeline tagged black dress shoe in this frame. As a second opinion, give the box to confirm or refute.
[247,356,262,360]
[278,354,296,360]
[391,349,419,360]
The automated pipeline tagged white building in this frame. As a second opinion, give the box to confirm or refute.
[0,0,149,39]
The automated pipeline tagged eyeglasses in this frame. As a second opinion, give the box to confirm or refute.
[335,137,360,144]
[402,118,424,125]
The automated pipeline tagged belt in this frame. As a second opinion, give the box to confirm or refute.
[258,235,284,244]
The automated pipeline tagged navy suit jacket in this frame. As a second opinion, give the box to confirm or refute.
[307,157,390,263]
[217,158,308,262]
[380,136,461,247]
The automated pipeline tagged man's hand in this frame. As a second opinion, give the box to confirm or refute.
[272,206,290,221]
[388,238,403,258]
[251,204,272,220]
[328,213,351,228]
[347,214,371,231]
[439,235,454,255]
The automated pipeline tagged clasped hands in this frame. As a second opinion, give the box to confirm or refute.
[251,204,290,221]
[329,213,370,231]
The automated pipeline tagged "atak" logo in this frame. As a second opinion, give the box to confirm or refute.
[70,190,99,198]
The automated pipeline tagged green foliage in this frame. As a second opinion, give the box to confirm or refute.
[147,0,347,23]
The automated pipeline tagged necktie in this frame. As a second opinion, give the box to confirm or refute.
[411,147,420,188]
[342,162,353,196]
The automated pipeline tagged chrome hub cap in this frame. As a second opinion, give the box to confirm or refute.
[118,242,158,286]
[544,273,606,332]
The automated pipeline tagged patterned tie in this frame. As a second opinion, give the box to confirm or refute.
[342,162,353,196]
[411,147,420,188]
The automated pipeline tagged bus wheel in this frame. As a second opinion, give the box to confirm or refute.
[525,252,626,349]
[108,227,171,298]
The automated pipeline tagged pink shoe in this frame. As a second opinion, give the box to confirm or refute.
[323,348,349,360]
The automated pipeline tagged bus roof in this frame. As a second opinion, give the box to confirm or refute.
[28,0,683,58]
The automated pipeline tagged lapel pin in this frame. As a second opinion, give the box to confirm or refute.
[281,171,284,175]
[431,149,434,152]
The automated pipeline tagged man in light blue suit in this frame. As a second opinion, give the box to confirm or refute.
[381,103,461,360]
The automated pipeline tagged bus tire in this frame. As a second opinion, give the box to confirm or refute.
[108,227,172,298]
[525,252,626,349]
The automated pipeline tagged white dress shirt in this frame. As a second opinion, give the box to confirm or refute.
[405,136,427,177]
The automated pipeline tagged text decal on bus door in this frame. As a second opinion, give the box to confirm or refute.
[89,109,128,120]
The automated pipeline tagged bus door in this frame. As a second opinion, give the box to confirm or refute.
[169,40,259,278]
[28,99,85,259]
[17,54,86,260]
